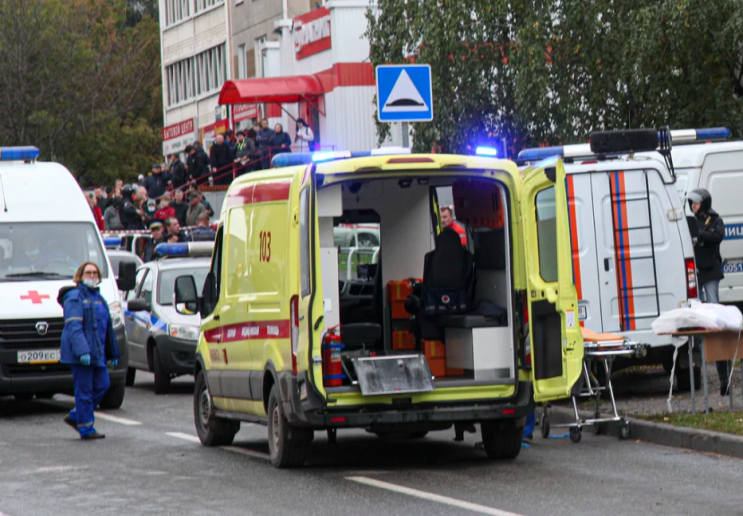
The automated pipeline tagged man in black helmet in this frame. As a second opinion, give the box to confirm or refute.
[688,188,728,395]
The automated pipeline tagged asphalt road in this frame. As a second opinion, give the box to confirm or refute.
[1,373,743,516]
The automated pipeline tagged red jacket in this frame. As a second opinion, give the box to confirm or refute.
[449,221,468,246]
[92,205,104,231]
[155,206,176,221]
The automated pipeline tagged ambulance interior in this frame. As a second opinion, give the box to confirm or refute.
[319,175,516,390]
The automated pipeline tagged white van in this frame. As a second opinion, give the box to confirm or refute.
[0,147,133,407]
[670,129,743,305]
[519,132,698,385]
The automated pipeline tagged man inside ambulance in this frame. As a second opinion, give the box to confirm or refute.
[440,206,468,247]
[10,233,77,275]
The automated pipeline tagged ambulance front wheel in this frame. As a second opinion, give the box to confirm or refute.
[194,371,239,447]
[267,385,312,468]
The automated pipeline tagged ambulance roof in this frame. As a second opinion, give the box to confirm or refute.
[670,141,743,168]
[0,160,93,223]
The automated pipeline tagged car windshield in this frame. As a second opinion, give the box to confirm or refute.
[0,222,108,281]
[108,253,142,279]
[158,266,209,305]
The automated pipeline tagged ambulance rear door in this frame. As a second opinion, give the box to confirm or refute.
[520,158,583,402]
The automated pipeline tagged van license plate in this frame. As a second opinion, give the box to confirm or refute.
[723,260,743,274]
[578,306,587,320]
[17,349,61,364]
[352,355,435,396]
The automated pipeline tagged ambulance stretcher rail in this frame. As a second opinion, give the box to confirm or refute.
[540,339,645,443]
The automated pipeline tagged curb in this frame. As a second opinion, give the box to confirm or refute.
[536,405,743,459]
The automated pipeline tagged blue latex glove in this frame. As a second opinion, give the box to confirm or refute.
[109,359,118,367]
[80,354,91,366]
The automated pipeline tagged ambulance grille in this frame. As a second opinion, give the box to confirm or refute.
[0,318,64,350]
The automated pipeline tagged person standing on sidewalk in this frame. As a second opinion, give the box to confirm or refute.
[688,188,728,395]
[294,118,315,152]
[58,262,120,440]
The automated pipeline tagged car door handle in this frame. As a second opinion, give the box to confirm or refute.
[604,258,611,271]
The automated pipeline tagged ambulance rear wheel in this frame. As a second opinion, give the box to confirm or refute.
[480,420,522,460]
[267,385,311,468]
[126,367,136,386]
[193,371,239,447]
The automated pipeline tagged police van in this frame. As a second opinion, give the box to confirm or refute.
[519,129,708,386]
[174,149,584,467]
[668,128,743,305]
[0,147,135,407]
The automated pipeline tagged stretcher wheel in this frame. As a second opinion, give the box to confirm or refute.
[569,427,582,443]
[540,408,551,439]
[619,420,630,440]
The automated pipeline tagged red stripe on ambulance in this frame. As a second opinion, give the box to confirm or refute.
[204,320,291,343]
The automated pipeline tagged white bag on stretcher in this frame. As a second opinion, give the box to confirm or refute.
[651,300,743,335]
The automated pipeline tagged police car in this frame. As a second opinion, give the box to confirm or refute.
[123,242,211,394]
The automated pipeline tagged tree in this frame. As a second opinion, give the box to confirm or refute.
[0,0,162,186]
[366,0,743,153]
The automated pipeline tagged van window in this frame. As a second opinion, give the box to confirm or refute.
[158,266,209,305]
[299,188,311,298]
[226,207,249,296]
[536,187,558,282]
[0,222,108,280]
[140,269,154,305]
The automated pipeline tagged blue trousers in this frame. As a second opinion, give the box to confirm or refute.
[70,365,110,437]
[523,412,536,439]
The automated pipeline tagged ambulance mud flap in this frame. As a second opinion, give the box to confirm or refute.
[352,355,435,396]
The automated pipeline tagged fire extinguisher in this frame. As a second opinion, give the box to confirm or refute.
[322,327,346,387]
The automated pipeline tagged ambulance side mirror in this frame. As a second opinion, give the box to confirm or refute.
[117,262,137,292]
[174,275,199,316]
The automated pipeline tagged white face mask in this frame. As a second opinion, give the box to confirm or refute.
[82,278,99,289]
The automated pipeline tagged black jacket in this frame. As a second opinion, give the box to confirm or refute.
[172,201,189,226]
[169,160,188,189]
[268,132,292,154]
[144,172,171,200]
[693,208,725,284]
[210,142,235,186]
[187,149,210,181]
[143,236,166,263]
[119,200,143,230]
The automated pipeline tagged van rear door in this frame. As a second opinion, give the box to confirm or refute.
[521,159,583,402]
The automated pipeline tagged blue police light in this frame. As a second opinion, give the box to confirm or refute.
[155,243,189,256]
[518,146,565,161]
[103,237,122,248]
[312,150,352,162]
[694,127,731,140]
[272,153,313,167]
[0,146,40,161]
[475,146,498,157]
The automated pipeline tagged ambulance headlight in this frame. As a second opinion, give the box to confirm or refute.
[109,302,124,329]
[169,324,200,342]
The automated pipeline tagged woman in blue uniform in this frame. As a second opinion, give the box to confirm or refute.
[58,262,120,439]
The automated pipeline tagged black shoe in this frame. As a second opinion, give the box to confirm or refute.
[63,415,78,430]
[81,431,106,440]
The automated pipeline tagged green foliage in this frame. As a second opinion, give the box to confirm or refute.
[0,0,162,186]
[366,0,743,153]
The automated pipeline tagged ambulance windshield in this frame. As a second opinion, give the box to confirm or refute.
[0,222,108,280]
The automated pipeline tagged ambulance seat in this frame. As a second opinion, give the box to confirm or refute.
[420,228,474,314]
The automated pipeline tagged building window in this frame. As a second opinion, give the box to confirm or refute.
[164,0,191,26]
[166,43,227,107]
[237,44,246,79]
[194,0,224,13]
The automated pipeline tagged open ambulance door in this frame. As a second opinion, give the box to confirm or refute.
[520,158,584,402]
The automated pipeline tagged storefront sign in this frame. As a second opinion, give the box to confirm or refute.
[293,7,331,60]
[233,103,259,123]
[162,118,197,156]
[199,119,229,151]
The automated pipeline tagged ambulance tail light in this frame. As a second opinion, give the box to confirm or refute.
[290,295,299,375]
[685,258,698,300]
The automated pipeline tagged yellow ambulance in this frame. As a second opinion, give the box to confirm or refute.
[174,151,583,468]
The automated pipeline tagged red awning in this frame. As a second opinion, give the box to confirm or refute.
[218,75,325,105]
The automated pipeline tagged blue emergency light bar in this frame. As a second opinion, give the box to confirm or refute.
[518,126,733,161]
[0,146,40,161]
[155,242,214,258]
[475,146,498,157]
[103,237,123,248]
[312,150,352,162]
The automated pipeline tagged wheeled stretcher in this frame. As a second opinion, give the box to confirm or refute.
[540,328,648,443]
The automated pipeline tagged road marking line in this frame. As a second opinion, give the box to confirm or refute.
[166,432,201,443]
[94,412,142,426]
[346,476,526,516]
[222,445,271,461]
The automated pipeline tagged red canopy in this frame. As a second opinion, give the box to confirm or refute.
[218,75,325,105]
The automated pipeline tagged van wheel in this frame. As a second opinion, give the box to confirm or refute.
[267,385,311,468]
[152,347,171,395]
[193,371,239,446]
[126,367,136,386]
[480,420,523,460]
[99,382,126,409]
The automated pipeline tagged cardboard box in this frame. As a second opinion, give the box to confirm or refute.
[392,330,416,351]
[387,279,420,320]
